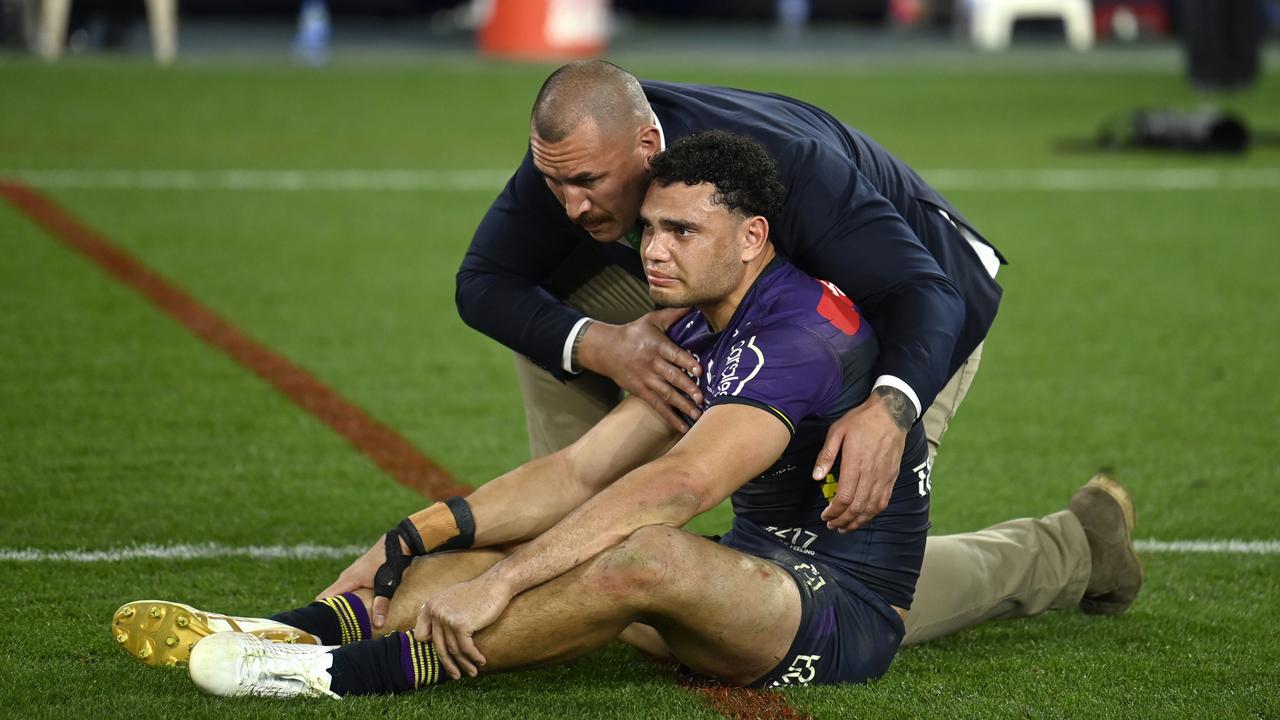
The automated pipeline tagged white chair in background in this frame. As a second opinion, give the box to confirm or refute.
[965,0,1095,51]
[38,0,177,64]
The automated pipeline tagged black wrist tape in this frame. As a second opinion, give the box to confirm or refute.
[371,497,476,601]
[373,529,410,600]
[437,496,476,552]
[395,518,428,557]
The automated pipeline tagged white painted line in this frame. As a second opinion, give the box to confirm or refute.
[0,538,1277,563]
[1134,539,1280,555]
[3,168,1280,192]
[0,543,365,563]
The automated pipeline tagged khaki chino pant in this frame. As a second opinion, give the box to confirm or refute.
[512,266,1090,645]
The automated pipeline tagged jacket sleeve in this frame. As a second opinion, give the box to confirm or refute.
[779,139,965,415]
[455,150,586,380]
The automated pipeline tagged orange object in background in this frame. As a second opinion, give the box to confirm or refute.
[478,0,609,60]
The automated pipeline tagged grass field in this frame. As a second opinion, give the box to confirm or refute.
[2,48,1279,719]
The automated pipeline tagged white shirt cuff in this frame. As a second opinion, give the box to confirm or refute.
[873,375,922,420]
[561,317,593,374]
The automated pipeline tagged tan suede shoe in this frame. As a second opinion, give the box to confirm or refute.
[1069,473,1143,615]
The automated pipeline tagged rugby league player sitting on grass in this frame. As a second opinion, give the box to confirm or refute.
[111,131,1141,698]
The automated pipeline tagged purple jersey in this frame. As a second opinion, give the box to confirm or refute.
[668,257,930,609]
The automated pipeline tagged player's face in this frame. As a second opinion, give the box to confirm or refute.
[638,181,749,310]
[530,119,656,242]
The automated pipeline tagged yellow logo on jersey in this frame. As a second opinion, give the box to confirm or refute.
[819,473,838,500]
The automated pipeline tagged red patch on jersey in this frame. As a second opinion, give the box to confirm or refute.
[815,279,861,335]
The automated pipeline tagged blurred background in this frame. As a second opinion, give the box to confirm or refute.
[1,0,1277,92]
[2,3,1279,717]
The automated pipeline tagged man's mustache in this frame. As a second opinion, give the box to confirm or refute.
[576,212,611,226]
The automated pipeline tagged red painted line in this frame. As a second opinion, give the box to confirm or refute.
[0,180,470,501]
[681,675,813,720]
[4,179,810,720]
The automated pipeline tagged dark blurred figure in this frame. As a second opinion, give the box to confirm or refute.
[0,0,31,49]
[1180,0,1267,91]
[61,0,137,52]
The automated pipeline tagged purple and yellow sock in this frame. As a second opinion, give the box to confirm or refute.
[398,630,444,689]
[267,591,371,646]
[326,630,447,696]
[320,593,372,645]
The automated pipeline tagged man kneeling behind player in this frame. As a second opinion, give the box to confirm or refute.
[112,131,1141,698]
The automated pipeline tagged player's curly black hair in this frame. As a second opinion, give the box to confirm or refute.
[648,130,785,222]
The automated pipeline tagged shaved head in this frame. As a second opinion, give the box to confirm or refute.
[531,61,651,143]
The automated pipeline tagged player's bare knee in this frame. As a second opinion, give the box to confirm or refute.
[590,526,687,604]
[620,525,690,569]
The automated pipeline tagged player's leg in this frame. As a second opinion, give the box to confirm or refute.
[470,525,801,684]
[343,547,508,632]
[112,547,507,667]
[190,525,804,697]
[616,622,670,659]
[324,544,671,656]
[329,523,904,692]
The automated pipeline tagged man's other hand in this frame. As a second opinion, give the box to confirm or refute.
[577,308,703,433]
[812,386,914,532]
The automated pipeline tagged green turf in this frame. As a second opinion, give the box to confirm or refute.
[2,52,1279,718]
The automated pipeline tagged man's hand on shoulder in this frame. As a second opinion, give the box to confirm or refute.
[812,386,913,532]
[576,308,704,433]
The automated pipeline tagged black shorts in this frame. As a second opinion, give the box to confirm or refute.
[717,516,907,688]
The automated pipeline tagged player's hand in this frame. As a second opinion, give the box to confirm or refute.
[415,575,512,680]
[812,387,914,532]
[316,535,407,630]
[577,308,704,433]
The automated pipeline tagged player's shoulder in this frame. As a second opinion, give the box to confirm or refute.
[701,323,830,411]
[666,308,704,346]
[754,262,872,345]
[706,311,845,429]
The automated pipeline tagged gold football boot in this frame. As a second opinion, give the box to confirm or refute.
[111,600,320,668]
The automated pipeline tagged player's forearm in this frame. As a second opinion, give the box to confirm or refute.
[412,450,597,550]
[484,459,705,597]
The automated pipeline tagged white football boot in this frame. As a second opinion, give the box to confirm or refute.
[189,632,340,699]
[111,600,320,668]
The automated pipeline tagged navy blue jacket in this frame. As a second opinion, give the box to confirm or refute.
[456,80,1004,414]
